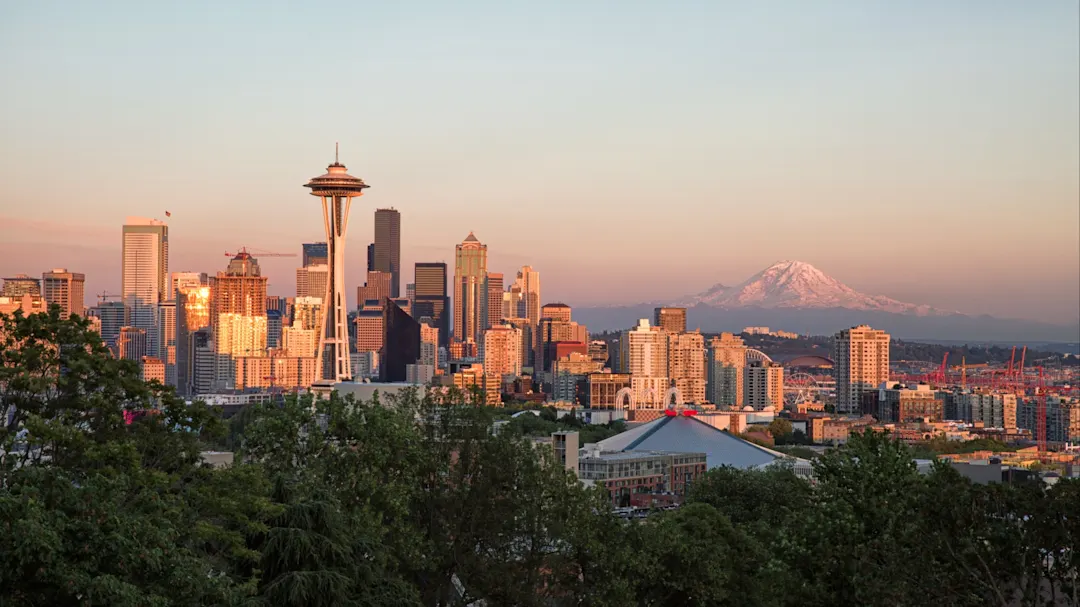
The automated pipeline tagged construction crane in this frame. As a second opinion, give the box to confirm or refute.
[223,246,297,258]
[96,291,123,304]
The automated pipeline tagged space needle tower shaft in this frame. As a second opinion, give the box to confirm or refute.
[304,144,369,383]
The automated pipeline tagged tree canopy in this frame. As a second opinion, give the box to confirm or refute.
[2,309,1078,606]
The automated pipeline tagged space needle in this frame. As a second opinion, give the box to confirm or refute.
[305,145,369,383]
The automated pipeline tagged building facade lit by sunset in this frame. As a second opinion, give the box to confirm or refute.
[834,325,890,415]
[41,269,85,319]
[211,252,267,390]
[373,208,401,298]
[667,330,706,404]
[483,324,523,379]
[121,217,169,358]
[453,232,487,345]
[707,333,747,407]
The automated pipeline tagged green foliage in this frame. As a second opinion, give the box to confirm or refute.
[3,311,1079,607]
[908,436,1020,459]
[767,418,793,439]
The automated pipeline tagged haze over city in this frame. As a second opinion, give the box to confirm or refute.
[1,1,1078,323]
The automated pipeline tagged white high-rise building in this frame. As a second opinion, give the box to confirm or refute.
[483,325,523,378]
[834,325,891,415]
[122,217,168,357]
[623,319,668,407]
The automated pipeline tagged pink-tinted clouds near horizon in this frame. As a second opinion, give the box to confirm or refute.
[0,1,1077,324]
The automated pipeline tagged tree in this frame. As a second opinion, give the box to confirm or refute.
[767,418,793,440]
[633,503,774,606]
[0,308,270,605]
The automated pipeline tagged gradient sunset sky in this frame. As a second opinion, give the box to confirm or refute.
[1,1,1077,323]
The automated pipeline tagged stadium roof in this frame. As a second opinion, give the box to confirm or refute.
[594,412,798,471]
[783,354,835,368]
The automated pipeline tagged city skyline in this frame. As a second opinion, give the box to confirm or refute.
[1,2,1078,323]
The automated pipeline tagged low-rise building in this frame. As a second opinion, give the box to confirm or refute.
[578,449,707,507]
[140,356,166,384]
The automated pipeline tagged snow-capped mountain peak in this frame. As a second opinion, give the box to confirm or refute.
[679,260,941,315]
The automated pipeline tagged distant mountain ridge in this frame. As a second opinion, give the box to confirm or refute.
[569,260,1079,342]
[675,260,942,315]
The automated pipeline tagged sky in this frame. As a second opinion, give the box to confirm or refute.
[1,1,1078,324]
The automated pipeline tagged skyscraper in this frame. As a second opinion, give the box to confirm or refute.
[367,243,376,273]
[380,298,420,383]
[176,282,211,397]
[414,262,449,349]
[304,150,369,383]
[707,333,746,407]
[357,271,393,306]
[453,233,487,345]
[172,272,209,300]
[834,325,891,415]
[302,242,328,267]
[118,326,148,362]
[121,217,168,357]
[211,251,267,389]
[484,272,504,329]
[41,269,85,319]
[373,208,401,298]
[94,301,126,352]
[654,307,687,334]
[295,265,328,299]
[157,300,176,385]
[513,266,541,326]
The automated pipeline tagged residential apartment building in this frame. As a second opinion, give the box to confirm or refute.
[834,325,890,415]
[653,307,687,334]
[667,330,705,404]
[483,325,523,378]
[745,360,784,410]
[706,333,746,407]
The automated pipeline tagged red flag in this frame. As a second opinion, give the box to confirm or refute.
[165,210,171,217]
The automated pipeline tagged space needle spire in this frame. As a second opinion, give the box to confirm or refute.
[304,146,369,383]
